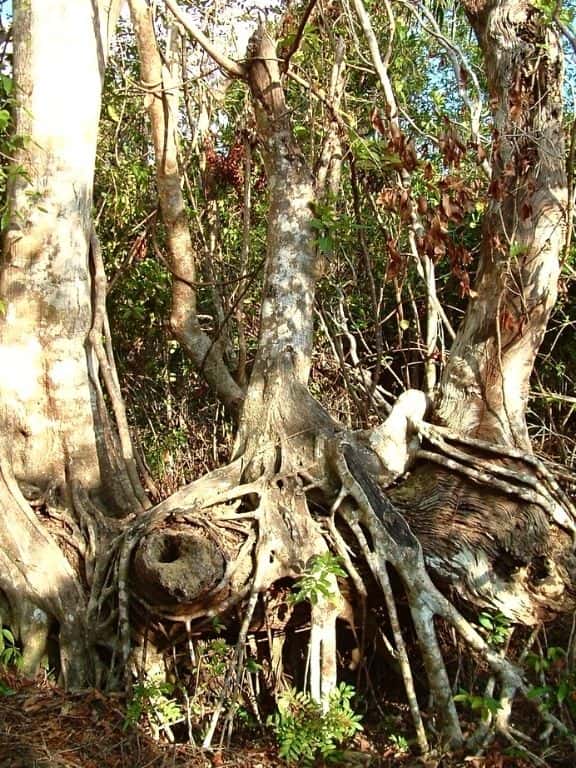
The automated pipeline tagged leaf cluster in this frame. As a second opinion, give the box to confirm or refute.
[453,688,502,721]
[0,626,22,670]
[124,676,185,737]
[477,611,511,647]
[268,682,363,764]
[526,646,576,720]
[290,553,347,607]
[0,73,28,233]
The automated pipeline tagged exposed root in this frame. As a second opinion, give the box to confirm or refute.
[0,446,91,686]
[327,433,574,749]
[90,390,576,752]
[412,419,576,542]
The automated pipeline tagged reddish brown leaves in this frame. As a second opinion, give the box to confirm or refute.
[438,123,467,168]
[385,236,403,280]
[370,107,386,136]
[203,137,245,195]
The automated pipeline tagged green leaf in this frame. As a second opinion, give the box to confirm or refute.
[547,646,565,661]
[0,681,15,696]
[0,110,10,132]
[1,208,10,231]
[245,658,263,673]
[0,75,12,95]
[527,686,552,700]
[478,613,493,630]
[557,680,570,703]
[107,103,120,123]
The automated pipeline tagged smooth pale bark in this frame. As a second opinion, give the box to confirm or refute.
[436,0,567,448]
[233,28,325,471]
[0,0,138,686]
[2,0,130,497]
[246,29,317,385]
[3,1,103,490]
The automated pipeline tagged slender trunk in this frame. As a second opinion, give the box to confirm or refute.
[247,29,318,385]
[128,0,244,411]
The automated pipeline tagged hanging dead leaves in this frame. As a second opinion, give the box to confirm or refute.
[202,136,246,196]
[438,124,468,168]
[375,119,482,296]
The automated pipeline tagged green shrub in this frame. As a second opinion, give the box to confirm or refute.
[268,682,363,764]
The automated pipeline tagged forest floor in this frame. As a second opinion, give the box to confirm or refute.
[0,667,553,768]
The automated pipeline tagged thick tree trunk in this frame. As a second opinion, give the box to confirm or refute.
[3,0,106,493]
[437,0,566,448]
[233,28,322,471]
[0,0,143,686]
[125,28,348,712]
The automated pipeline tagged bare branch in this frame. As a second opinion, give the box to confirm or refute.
[282,0,319,72]
[398,0,491,178]
[162,0,246,79]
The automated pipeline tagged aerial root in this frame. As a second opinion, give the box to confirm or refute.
[329,435,575,753]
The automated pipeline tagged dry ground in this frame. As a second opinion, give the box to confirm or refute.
[0,669,549,768]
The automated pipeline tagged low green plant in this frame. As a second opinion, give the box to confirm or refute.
[388,732,409,753]
[124,675,184,739]
[526,646,576,719]
[453,688,502,721]
[290,553,347,607]
[0,680,15,696]
[204,637,232,676]
[0,626,22,669]
[477,611,511,647]
[268,682,363,764]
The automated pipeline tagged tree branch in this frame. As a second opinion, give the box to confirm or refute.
[281,0,319,72]
[162,0,246,79]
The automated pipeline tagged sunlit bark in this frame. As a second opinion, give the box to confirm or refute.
[0,0,138,686]
[437,0,567,448]
[128,0,244,411]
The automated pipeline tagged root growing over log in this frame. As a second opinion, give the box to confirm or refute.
[109,388,576,752]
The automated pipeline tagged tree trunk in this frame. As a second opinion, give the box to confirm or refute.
[437,0,567,449]
[393,0,574,625]
[128,0,244,411]
[0,0,144,687]
[234,27,326,471]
